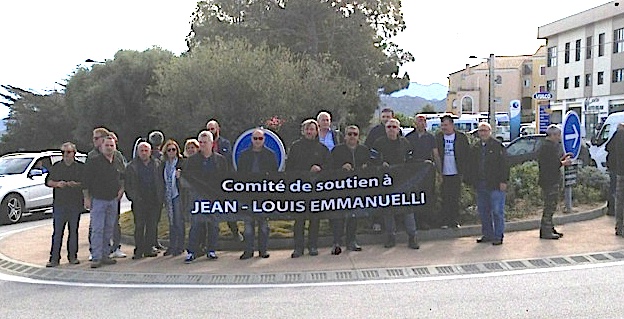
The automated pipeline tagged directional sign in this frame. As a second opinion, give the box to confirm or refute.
[533,92,553,100]
[562,111,581,159]
[232,128,286,172]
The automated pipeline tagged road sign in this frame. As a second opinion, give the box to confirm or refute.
[539,103,551,133]
[232,128,286,172]
[533,92,552,100]
[562,110,581,159]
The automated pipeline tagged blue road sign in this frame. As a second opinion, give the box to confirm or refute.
[232,128,286,171]
[562,111,581,159]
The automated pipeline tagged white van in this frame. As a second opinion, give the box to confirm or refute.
[589,111,624,172]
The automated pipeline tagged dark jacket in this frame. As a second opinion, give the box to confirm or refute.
[371,136,412,165]
[435,130,470,175]
[331,144,371,170]
[215,136,232,160]
[237,146,279,173]
[125,158,164,205]
[606,130,623,175]
[286,138,330,172]
[467,137,509,190]
[405,130,436,162]
[538,139,563,187]
[364,123,402,148]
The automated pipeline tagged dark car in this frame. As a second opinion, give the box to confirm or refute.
[505,134,593,166]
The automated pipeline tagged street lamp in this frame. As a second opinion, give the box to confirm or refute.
[469,54,496,129]
[85,58,105,64]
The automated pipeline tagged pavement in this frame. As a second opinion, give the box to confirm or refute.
[1,204,624,285]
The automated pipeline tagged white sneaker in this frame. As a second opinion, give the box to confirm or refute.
[110,248,127,258]
[88,254,93,261]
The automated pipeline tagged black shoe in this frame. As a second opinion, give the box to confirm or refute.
[331,245,342,255]
[552,228,563,238]
[347,241,362,251]
[491,239,503,246]
[143,252,158,258]
[240,251,254,260]
[616,229,623,236]
[68,258,80,265]
[540,232,560,240]
[90,260,102,268]
[163,250,172,256]
[308,247,319,256]
[154,243,167,251]
[46,260,59,268]
[101,257,117,265]
[132,254,143,260]
[476,236,492,243]
[291,250,303,258]
[259,251,270,258]
[408,237,420,249]
[384,237,396,248]
[207,251,218,260]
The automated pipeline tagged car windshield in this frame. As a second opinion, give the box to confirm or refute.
[0,157,34,175]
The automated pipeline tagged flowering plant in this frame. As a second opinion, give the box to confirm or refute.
[265,116,286,132]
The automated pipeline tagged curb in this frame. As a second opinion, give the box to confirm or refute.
[123,203,607,251]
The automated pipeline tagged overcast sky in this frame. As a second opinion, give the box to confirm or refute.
[0,0,612,116]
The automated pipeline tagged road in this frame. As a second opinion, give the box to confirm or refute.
[1,261,623,318]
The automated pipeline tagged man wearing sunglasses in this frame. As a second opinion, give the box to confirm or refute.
[329,125,370,254]
[237,129,279,259]
[45,142,85,267]
[372,118,419,250]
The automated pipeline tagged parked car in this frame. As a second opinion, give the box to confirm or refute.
[0,151,86,224]
[505,134,592,167]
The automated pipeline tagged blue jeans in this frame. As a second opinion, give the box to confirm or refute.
[89,198,118,261]
[384,212,417,239]
[49,205,82,262]
[477,182,506,240]
[243,216,269,253]
[187,213,219,254]
[165,196,185,254]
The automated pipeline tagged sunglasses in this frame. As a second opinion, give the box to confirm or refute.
[252,136,264,141]
[62,150,75,154]
[166,148,177,152]
[346,132,359,136]
[386,125,398,129]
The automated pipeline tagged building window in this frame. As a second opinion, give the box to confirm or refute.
[586,36,592,59]
[461,96,473,113]
[574,75,580,88]
[615,28,624,53]
[539,85,546,92]
[524,79,531,87]
[575,39,581,61]
[540,66,546,75]
[598,71,604,85]
[599,33,605,57]
[546,80,556,92]
[613,69,624,83]
[585,73,592,86]
[565,42,570,63]
[564,77,570,89]
[547,46,557,67]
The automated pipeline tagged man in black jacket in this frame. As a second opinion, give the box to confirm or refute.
[330,125,370,254]
[538,124,572,239]
[607,123,624,236]
[433,115,470,229]
[125,142,164,259]
[468,123,509,245]
[372,118,419,249]
[287,119,331,258]
[238,129,278,259]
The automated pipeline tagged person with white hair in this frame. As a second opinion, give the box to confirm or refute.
[467,122,509,246]
[537,124,572,240]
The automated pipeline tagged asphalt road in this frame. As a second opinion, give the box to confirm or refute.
[1,262,623,318]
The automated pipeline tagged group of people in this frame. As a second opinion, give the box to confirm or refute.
[45,108,580,268]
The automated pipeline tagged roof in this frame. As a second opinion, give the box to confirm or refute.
[538,1,624,38]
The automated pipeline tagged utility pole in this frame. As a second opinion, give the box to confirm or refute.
[488,53,496,129]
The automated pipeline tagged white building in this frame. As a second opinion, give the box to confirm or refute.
[538,1,624,138]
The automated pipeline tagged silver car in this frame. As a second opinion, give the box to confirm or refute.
[0,151,86,224]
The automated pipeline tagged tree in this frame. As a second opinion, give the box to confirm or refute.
[421,103,436,114]
[186,0,412,129]
[64,48,175,154]
[0,85,75,154]
[151,38,359,146]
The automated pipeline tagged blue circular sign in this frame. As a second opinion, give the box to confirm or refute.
[562,111,581,159]
[232,128,286,171]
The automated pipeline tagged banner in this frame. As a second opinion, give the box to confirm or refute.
[182,161,435,221]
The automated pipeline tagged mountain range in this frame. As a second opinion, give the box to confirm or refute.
[380,82,448,115]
